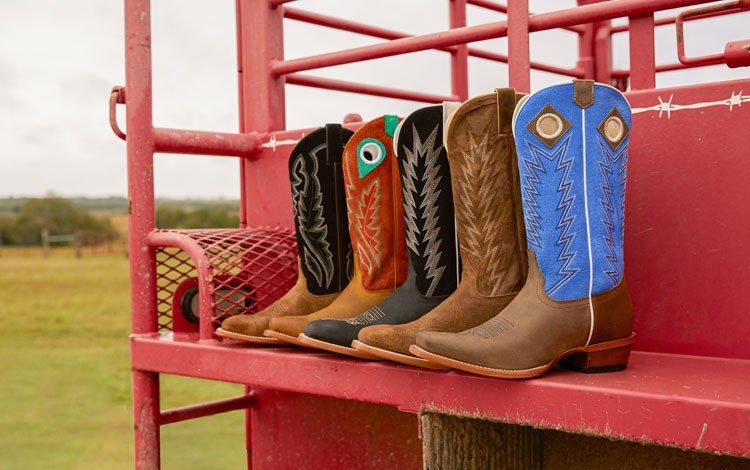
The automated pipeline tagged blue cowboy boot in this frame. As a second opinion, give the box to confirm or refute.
[412,80,635,378]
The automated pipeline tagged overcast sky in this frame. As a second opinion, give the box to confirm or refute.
[0,0,747,199]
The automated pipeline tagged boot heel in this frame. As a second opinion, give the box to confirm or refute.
[559,343,632,374]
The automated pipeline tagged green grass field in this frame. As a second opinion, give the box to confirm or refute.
[0,250,246,469]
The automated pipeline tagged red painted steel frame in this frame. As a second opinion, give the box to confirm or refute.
[118,0,750,468]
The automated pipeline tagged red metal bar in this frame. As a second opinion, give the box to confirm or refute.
[268,0,295,6]
[130,337,750,457]
[109,86,126,140]
[160,394,257,425]
[576,15,596,79]
[244,386,253,469]
[152,128,262,158]
[611,58,736,78]
[508,0,530,92]
[628,14,656,90]
[675,0,748,66]
[285,73,457,103]
[283,7,581,78]
[450,0,469,101]
[594,22,613,84]
[609,2,749,33]
[272,0,709,77]
[124,0,161,465]
[236,0,247,227]
[133,370,160,470]
[147,231,217,341]
[466,0,586,33]
[240,0,286,228]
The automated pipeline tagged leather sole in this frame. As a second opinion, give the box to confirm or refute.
[409,333,636,378]
[352,340,452,370]
[263,329,311,347]
[298,334,382,360]
[215,328,282,345]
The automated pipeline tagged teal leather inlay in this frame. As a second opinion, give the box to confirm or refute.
[357,138,386,179]
[385,115,399,137]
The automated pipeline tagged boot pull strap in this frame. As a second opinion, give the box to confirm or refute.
[573,79,595,109]
[325,123,343,165]
[495,88,517,134]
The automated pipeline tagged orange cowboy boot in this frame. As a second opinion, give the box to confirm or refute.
[265,115,409,347]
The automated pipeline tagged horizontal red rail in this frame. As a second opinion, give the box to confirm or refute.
[272,0,709,76]
[285,73,458,103]
[152,128,262,158]
[609,1,747,32]
[611,59,726,78]
[160,394,257,425]
[284,7,582,78]
[466,0,585,33]
[131,336,750,457]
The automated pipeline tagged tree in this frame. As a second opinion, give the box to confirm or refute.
[10,196,116,245]
[155,204,239,229]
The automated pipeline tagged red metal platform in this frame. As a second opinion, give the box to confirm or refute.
[113,0,750,468]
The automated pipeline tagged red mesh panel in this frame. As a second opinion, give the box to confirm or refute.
[155,247,195,331]
[153,227,298,334]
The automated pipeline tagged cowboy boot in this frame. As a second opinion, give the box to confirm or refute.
[353,89,529,369]
[298,103,462,358]
[215,124,353,344]
[265,115,409,346]
[412,80,635,378]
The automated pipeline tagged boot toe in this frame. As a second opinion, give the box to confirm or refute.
[358,325,415,356]
[416,331,498,368]
[267,316,308,337]
[304,319,358,347]
[221,314,269,337]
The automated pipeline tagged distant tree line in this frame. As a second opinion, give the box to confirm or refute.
[0,196,241,245]
[0,196,117,245]
[155,204,239,229]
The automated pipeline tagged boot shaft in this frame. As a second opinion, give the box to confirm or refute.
[288,124,354,295]
[343,115,409,292]
[445,88,528,297]
[393,104,461,297]
[512,80,631,301]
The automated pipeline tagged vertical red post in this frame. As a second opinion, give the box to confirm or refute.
[244,385,253,469]
[240,0,285,227]
[235,0,248,229]
[628,14,656,90]
[507,0,530,93]
[124,0,160,468]
[594,22,613,84]
[238,1,285,466]
[449,0,469,101]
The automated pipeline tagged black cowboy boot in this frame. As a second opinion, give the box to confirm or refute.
[216,124,353,343]
[299,104,461,358]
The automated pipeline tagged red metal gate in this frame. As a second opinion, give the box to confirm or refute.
[110,1,750,468]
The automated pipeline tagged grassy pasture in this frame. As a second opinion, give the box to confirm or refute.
[0,251,246,469]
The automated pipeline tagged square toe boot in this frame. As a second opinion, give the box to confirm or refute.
[216,124,353,344]
[354,89,529,369]
[266,116,409,347]
[300,103,462,359]
[412,80,635,378]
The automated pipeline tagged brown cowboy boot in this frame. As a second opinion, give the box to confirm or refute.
[412,81,635,378]
[353,89,528,368]
[216,124,353,344]
[266,115,409,347]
